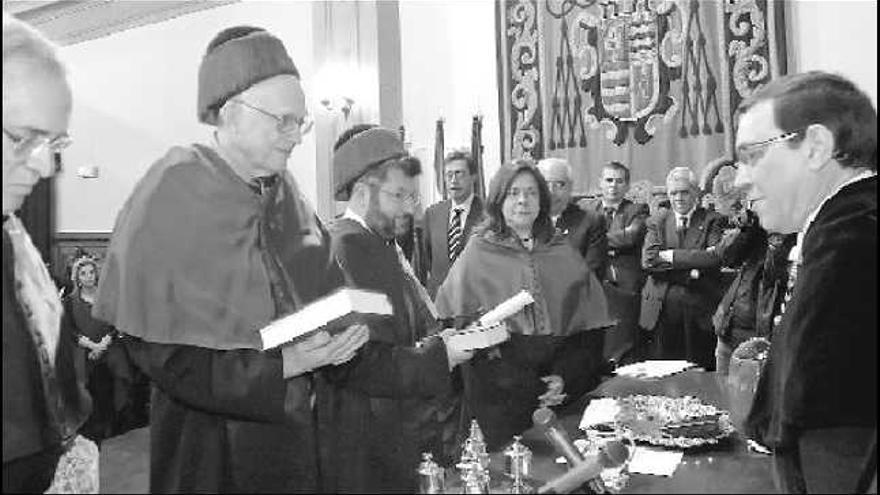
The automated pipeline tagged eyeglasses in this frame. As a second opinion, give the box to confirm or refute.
[735,130,802,167]
[230,99,314,135]
[506,187,540,200]
[379,188,420,207]
[444,170,470,180]
[3,127,72,157]
[545,180,569,191]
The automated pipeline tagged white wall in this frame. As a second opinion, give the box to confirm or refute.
[399,0,501,206]
[787,0,877,104]
[57,0,316,232]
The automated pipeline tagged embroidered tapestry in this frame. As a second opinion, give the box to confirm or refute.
[496,0,788,194]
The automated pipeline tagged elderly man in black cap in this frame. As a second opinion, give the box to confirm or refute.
[94,26,369,493]
[318,124,474,493]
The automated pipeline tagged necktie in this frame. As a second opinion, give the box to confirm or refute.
[448,208,464,262]
[603,207,615,227]
[677,216,688,246]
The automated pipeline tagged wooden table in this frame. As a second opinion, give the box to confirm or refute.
[447,370,775,493]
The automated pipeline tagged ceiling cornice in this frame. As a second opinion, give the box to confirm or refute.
[4,0,239,46]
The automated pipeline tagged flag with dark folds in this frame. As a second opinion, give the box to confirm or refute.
[433,118,446,200]
[471,114,486,200]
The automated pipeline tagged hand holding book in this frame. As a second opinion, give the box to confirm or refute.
[280,324,370,378]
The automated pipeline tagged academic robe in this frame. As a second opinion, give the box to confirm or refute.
[747,176,877,451]
[435,230,613,450]
[318,218,453,493]
[3,227,91,493]
[94,144,343,493]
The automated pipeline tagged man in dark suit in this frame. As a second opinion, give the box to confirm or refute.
[422,150,484,297]
[536,158,607,280]
[737,71,876,494]
[639,167,726,371]
[584,161,649,363]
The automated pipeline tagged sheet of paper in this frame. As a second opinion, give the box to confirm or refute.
[627,447,683,476]
[614,360,697,379]
[578,398,620,430]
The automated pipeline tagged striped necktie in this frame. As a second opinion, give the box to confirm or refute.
[448,207,464,262]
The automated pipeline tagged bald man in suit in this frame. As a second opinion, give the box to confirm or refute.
[640,167,726,371]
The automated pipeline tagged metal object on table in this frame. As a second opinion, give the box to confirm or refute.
[418,452,446,494]
[503,436,535,493]
[462,419,490,470]
[457,458,490,494]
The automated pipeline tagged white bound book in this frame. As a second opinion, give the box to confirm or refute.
[260,288,392,350]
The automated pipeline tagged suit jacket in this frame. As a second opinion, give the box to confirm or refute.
[422,196,484,297]
[556,202,607,280]
[585,199,650,293]
[639,207,725,330]
[319,218,453,493]
[747,175,877,450]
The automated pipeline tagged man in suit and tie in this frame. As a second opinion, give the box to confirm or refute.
[422,151,484,297]
[584,161,649,363]
[640,167,726,370]
[536,158,607,280]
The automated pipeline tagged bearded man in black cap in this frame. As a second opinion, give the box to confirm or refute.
[317,124,474,493]
[94,26,369,493]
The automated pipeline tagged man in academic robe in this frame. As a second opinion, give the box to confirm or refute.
[93,27,369,493]
[319,125,473,493]
[583,161,649,363]
[738,71,877,494]
[422,150,485,297]
[536,158,607,282]
[639,167,726,371]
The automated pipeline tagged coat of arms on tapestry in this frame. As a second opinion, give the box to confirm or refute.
[496,0,788,194]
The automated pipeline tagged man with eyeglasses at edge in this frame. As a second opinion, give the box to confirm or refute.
[737,71,877,494]
[3,13,91,493]
[422,150,485,297]
[92,26,370,492]
[318,125,475,492]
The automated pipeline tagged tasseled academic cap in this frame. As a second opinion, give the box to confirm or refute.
[332,127,408,201]
[197,26,299,125]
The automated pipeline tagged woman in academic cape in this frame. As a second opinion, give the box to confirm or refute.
[435,159,614,450]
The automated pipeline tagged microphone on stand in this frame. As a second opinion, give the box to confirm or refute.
[536,440,629,494]
[532,407,630,494]
[532,407,585,467]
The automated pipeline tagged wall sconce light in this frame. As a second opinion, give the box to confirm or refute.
[320,95,355,120]
[313,60,364,121]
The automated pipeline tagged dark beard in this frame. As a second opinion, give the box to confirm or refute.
[364,193,395,240]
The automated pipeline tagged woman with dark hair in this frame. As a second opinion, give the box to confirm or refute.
[435,159,613,449]
[62,254,150,444]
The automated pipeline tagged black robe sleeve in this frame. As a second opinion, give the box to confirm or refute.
[124,336,297,423]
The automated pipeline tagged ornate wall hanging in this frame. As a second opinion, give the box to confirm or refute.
[496,0,787,193]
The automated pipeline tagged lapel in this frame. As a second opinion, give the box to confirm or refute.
[434,200,452,259]
[462,195,483,238]
[664,210,679,248]
[684,208,707,248]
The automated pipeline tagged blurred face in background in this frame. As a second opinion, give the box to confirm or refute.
[444,159,474,203]
[538,161,572,216]
[3,58,72,214]
[77,262,97,289]
[601,166,629,205]
[667,180,698,215]
[502,171,541,235]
